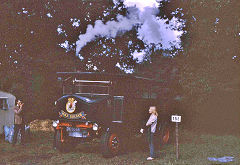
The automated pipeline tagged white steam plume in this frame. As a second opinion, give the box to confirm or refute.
[137,7,182,49]
[76,1,183,55]
[76,8,139,54]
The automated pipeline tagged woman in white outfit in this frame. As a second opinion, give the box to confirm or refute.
[140,106,158,160]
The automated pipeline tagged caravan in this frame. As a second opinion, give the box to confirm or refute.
[0,91,15,135]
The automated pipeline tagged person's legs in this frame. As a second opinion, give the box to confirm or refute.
[20,124,25,144]
[53,128,57,149]
[154,134,160,157]
[149,133,155,158]
[12,124,20,145]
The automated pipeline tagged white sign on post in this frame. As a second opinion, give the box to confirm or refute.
[171,115,181,123]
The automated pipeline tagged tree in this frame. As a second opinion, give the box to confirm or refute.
[156,0,240,132]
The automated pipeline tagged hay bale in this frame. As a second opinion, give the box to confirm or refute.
[30,119,54,132]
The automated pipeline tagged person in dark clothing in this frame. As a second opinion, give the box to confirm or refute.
[140,106,158,160]
[52,111,60,149]
[12,100,25,145]
[52,121,58,149]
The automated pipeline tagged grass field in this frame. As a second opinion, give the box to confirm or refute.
[0,127,239,165]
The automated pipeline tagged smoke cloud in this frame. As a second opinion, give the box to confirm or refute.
[76,1,183,55]
[137,7,182,49]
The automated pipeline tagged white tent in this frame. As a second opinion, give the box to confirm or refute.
[0,91,15,134]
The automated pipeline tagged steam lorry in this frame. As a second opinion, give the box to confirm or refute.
[53,72,172,157]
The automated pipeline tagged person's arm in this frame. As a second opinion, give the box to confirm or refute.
[14,105,23,114]
[146,115,157,127]
[140,115,152,133]
[14,106,19,113]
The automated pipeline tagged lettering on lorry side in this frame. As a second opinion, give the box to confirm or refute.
[59,110,87,119]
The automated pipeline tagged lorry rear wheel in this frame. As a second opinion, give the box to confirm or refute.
[156,123,173,147]
[162,128,170,144]
[101,131,121,158]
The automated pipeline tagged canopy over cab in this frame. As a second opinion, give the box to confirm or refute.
[56,72,162,98]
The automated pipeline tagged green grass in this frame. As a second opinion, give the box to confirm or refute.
[0,130,239,165]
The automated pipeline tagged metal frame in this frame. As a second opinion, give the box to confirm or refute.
[73,79,111,84]
[75,93,110,96]
[57,72,161,99]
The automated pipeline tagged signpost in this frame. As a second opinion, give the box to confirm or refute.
[171,115,181,160]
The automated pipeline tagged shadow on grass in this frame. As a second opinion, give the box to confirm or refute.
[60,134,150,156]
[0,130,173,164]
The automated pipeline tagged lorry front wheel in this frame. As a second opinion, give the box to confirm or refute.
[55,129,75,152]
[55,129,65,152]
[101,131,121,158]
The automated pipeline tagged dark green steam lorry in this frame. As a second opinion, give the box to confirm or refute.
[53,72,172,157]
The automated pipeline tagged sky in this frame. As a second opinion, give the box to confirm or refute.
[123,0,159,11]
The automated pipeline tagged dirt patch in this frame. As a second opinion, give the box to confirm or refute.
[10,154,36,163]
[34,153,54,161]
[10,153,54,164]
[30,119,54,132]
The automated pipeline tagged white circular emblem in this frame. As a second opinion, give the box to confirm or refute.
[66,98,77,113]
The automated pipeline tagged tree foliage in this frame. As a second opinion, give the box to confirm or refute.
[0,0,239,129]
[158,0,240,131]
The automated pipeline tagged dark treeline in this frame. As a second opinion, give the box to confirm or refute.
[0,0,239,134]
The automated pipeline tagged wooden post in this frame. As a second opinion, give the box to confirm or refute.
[171,114,181,160]
[176,122,179,160]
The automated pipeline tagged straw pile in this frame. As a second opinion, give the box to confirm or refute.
[30,119,54,132]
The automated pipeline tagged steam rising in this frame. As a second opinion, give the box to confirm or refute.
[76,1,183,55]
[76,9,139,54]
[137,7,182,49]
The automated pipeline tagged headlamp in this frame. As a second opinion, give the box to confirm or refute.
[52,120,59,127]
[93,123,98,131]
